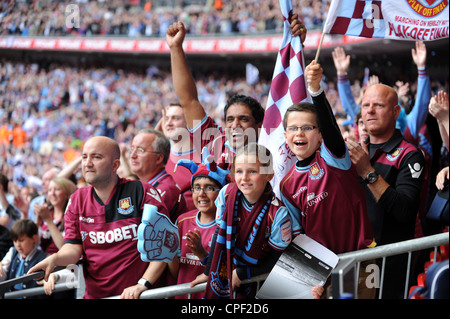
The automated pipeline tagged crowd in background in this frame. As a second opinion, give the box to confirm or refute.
[0,58,276,192]
[1,0,328,37]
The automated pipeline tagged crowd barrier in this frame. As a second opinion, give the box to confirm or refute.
[1,232,447,299]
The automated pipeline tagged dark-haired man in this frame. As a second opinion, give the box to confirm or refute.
[166,20,305,168]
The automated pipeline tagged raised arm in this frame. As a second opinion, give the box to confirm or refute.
[332,47,360,120]
[429,90,449,150]
[407,41,431,139]
[166,22,206,130]
[306,60,346,157]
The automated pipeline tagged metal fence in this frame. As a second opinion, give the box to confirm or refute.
[1,232,447,299]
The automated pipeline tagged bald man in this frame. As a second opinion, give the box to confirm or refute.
[346,84,425,299]
[29,136,169,299]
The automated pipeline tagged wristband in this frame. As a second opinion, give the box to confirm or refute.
[138,278,152,289]
[201,254,209,265]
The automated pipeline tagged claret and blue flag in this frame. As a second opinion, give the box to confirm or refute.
[258,0,310,197]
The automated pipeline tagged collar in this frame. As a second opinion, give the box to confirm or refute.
[367,129,404,154]
[171,147,197,156]
[147,168,167,185]
[17,246,40,262]
[295,151,317,168]
[223,140,236,154]
[241,195,255,212]
[195,211,216,228]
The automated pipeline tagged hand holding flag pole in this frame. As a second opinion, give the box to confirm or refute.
[314,32,325,62]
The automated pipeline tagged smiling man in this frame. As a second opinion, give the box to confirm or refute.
[166,20,305,169]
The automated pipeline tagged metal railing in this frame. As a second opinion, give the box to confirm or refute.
[332,232,449,299]
[108,232,449,299]
[0,266,68,299]
[1,232,447,299]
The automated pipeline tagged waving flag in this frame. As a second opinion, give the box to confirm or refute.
[258,0,309,197]
[323,0,449,41]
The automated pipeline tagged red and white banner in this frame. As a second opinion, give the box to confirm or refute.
[0,31,374,54]
[258,0,309,197]
[323,0,449,41]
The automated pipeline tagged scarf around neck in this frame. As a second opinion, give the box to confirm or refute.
[204,182,273,299]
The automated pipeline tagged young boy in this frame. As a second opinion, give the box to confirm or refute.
[281,61,375,249]
[0,219,48,296]
[280,61,375,298]
[170,149,231,298]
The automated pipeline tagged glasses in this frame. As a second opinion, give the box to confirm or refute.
[286,125,317,133]
[191,186,221,194]
[129,146,161,156]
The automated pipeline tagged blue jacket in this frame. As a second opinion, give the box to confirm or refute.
[7,247,48,294]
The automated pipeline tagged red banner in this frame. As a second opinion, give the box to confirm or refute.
[0,31,374,54]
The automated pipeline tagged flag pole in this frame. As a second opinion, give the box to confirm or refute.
[314,32,325,62]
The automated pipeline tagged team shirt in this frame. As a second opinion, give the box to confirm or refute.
[175,209,216,299]
[280,144,375,254]
[366,130,425,245]
[38,215,62,255]
[147,168,188,223]
[64,177,168,299]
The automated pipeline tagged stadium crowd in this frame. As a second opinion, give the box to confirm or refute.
[0,0,328,37]
[0,58,274,189]
[0,1,448,301]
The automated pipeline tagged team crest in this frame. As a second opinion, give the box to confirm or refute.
[209,252,230,298]
[386,148,403,161]
[118,197,135,215]
[309,162,324,180]
[406,0,447,18]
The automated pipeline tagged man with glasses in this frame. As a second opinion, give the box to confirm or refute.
[280,61,375,298]
[127,129,187,224]
[124,129,188,290]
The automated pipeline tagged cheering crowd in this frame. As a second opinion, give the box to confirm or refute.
[1,3,449,300]
[1,0,328,37]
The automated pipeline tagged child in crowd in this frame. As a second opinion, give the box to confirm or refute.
[169,148,230,299]
[0,219,48,297]
[280,60,375,298]
[192,143,322,299]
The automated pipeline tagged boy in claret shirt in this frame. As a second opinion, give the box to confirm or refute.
[169,150,230,299]
[280,61,376,298]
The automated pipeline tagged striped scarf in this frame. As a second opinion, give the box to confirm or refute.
[204,183,273,299]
